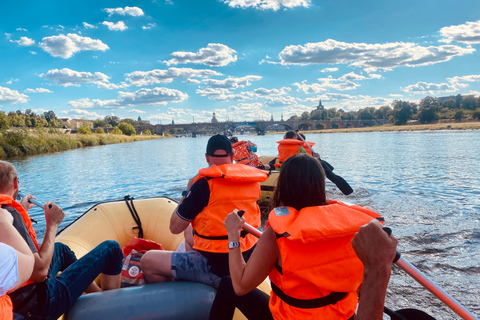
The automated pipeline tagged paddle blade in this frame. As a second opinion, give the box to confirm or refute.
[324,169,354,195]
[384,307,437,320]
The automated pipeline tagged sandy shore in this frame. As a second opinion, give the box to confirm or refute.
[278,121,480,134]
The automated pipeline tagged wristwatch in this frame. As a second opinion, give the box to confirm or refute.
[228,241,241,249]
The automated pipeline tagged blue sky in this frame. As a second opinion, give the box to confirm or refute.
[1,0,480,124]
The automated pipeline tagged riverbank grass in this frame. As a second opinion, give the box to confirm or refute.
[0,129,162,159]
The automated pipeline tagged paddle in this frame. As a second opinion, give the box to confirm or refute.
[237,211,478,320]
[294,130,354,195]
[18,191,45,208]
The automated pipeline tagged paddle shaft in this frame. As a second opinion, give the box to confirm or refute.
[18,192,45,209]
[294,130,354,195]
[240,219,478,320]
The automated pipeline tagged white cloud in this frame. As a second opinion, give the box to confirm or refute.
[253,87,291,96]
[220,0,310,11]
[321,67,338,73]
[83,22,97,29]
[16,28,27,32]
[12,36,35,46]
[24,88,53,93]
[142,23,157,30]
[4,33,12,39]
[164,43,237,67]
[278,39,475,72]
[102,21,128,31]
[0,86,29,104]
[265,96,297,106]
[29,51,37,55]
[294,79,360,93]
[69,87,188,109]
[39,33,109,58]
[390,94,403,98]
[196,88,255,101]
[439,20,480,44]
[104,6,144,17]
[201,75,262,89]
[126,67,222,86]
[5,79,18,85]
[186,78,201,84]
[305,93,391,111]
[129,109,146,114]
[402,74,480,94]
[41,68,113,87]
[68,109,105,119]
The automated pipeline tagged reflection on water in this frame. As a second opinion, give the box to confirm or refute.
[11,130,480,319]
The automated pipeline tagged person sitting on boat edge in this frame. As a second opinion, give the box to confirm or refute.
[0,208,35,320]
[229,137,263,168]
[0,161,124,320]
[141,134,268,288]
[209,153,387,320]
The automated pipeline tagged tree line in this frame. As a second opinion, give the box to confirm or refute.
[289,94,480,125]
[0,111,151,136]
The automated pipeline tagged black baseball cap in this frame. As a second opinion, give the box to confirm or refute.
[206,134,233,157]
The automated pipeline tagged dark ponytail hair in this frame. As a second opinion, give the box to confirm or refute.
[270,154,327,211]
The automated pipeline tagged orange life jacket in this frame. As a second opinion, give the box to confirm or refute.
[303,141,315,156]
[232,141,261,167]
[267,200,382,319]
[191,164,268,253]
[276,139,304,168]
[0,195,39,288]
[0,295,13,320]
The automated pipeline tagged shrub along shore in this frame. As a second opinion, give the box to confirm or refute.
[0,129,162,160]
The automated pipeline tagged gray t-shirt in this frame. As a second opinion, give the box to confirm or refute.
[4,205,38,253]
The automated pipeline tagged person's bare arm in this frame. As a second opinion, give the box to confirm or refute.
[31,202,65,282]
[224,210,279,295]
[170,176,196,234]
[352,220,398,320]
[0,209,35,289]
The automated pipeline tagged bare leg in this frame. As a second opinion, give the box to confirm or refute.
[184,224,194,252]
[85,280,102,293]
[140,250,174,283]
[101,273,121,290]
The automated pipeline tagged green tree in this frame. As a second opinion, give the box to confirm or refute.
[0,111,10,131]
[111,126,122,134]
[301,111,310,120]
[118,122,136,136]
[288,115,300,120]
[95,127,105,134]
[77,126,92,134]
[392,100,415,125]
[461,95,476,110]
[472,109,480,121]
[455,94,462,109]
[442,99,456,110]
[142,129,152,135]
[454,110,464,121]
[418,107,438,123]
[93,119,111,128]
[104,115,120,127]
[373,106,392,119]
[7,112,25,127]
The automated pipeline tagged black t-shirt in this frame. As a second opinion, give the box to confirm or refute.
[176,177,256,277]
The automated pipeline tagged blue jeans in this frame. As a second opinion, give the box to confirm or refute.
[28,241,123,319]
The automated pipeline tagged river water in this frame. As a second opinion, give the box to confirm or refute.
[11,130,480,319]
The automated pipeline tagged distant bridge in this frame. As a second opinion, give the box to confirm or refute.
[101,119,389,135]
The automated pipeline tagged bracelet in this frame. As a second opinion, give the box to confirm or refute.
[228,241,241,249]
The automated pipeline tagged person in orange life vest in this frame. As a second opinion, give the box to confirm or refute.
[229,137,262,167]
[275,131,307,169]
[0,161,123,319]
[141,134,268,289]
[209,153,385,320]
[296,132,316,156]
[0,208,35,320]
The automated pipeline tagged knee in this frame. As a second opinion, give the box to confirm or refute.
[140,251,154,273]
[100,240,123,262]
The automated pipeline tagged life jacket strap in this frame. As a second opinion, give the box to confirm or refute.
[193,229,248,240]
[271,282,347,309]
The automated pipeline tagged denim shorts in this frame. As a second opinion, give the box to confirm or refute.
[171,251,221,288]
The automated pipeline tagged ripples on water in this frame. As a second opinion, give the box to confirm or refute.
[12,131,480,319]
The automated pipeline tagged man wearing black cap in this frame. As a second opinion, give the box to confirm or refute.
[141,135,268,288]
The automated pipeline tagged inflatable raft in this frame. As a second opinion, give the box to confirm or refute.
[57,196,270,320]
